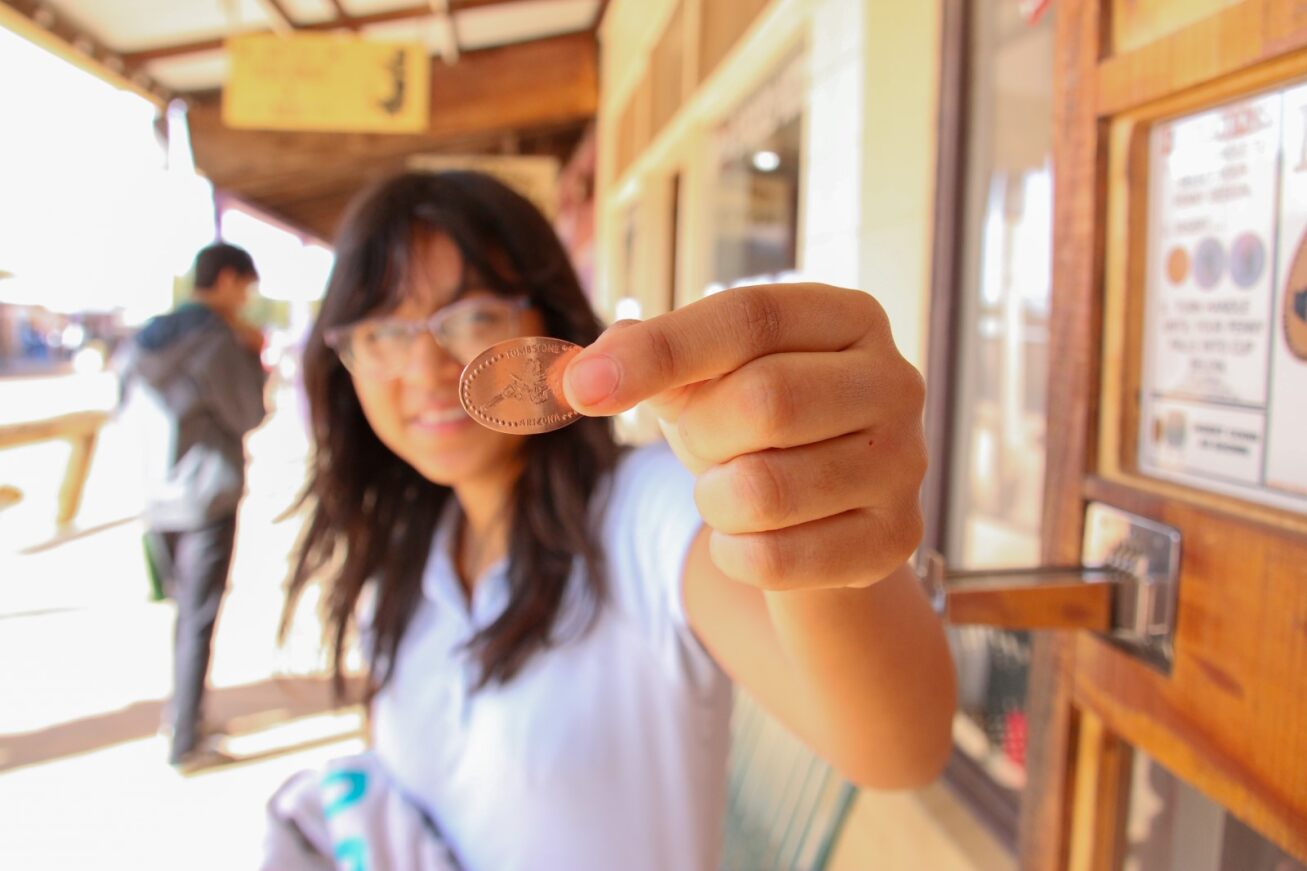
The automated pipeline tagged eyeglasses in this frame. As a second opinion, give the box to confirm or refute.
[324,295,530,379]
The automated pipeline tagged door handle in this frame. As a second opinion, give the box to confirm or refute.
[920,551,1121,631]
[919,503,1182,667]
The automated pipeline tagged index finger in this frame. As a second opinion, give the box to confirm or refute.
[562,284,884,416]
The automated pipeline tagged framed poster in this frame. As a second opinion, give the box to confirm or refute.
[1137,83,1307,514]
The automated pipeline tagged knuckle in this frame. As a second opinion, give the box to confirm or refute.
[640,324,678,387]
[732,453,789,528]
[731,287,784,353]
[901,504,925,554]
[904,436,929,486]
[852,289,890,333]
[691,473,716,522]
[903,362,927,409]
[740,535,790,589]
[675,413,702,459]
[738,366,794,442]
[874,503,923,567]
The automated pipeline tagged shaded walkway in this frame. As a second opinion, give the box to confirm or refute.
[0,373,360,869]
[0,674,361,773]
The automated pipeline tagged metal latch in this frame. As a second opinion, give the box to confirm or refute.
[920,502,1182,668]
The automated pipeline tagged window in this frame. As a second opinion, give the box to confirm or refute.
[705,52,805,295]
[1122,749,1307,871]
[929,0,1056,844]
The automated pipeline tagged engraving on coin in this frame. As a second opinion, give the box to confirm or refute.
[459,337,582,434]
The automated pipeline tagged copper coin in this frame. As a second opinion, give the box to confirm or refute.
[459,337,582,434]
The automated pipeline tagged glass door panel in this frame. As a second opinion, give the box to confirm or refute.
[945,0,1054,812]
[1122,749,1307,871]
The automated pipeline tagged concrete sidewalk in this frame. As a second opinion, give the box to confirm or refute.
[0,375,364,869]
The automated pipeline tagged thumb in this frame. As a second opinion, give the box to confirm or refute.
[561,318,643,415]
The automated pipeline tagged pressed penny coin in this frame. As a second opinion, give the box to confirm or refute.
[459,337,583,434]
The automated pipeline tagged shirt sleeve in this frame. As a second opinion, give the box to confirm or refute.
[194,330,269,440]
[600,442,722,685]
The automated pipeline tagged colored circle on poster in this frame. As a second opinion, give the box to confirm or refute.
[1193,237,1225,290]
[1284,230,1307,361]
[1230,232,1266,289]
[1165,246,1189,285]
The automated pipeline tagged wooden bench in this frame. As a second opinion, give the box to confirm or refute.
[0,409,108,526]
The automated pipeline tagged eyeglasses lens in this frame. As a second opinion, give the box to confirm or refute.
[337,298,522,376]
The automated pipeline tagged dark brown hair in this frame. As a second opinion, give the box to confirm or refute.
[193,242,258,290]
[282,170,622,702]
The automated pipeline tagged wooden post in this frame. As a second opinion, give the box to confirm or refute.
[57,429,99,527]
[0,410,108,529]
[1066,709,1131,871]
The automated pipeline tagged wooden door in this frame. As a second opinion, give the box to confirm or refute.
[1013,1,1307,868]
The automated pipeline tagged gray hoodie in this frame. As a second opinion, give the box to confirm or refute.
[119,302,268,530]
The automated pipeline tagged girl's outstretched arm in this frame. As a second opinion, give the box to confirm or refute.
[563,283,956,789]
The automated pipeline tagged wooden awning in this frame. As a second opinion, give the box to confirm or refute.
[3,0,604,240]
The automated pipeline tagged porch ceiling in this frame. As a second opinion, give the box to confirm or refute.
[2,0,604,239]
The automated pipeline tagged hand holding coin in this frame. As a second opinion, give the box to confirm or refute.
[555,283,927,592]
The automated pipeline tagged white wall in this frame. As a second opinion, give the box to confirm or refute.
[798,0,865,289]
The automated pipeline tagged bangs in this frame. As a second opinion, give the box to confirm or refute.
[316,170,599,357]
[408,214,525,302]
[332,213,522,327]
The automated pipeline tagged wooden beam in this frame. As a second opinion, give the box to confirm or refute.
[254,0,297,34]
[1066,710,1131,871]
[0,410,107,451]
[190,31,595,172]
[188,32,596,238]
[325,0,359,30]
[0,0,168,102]
[428,0,461,63]
[213,121,585,240]
[591,0,610,35]
[0,409,106,528]
[122,0,547,69]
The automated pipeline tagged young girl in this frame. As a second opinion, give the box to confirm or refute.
[285,171,955,870]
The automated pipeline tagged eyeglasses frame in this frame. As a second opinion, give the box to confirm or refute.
[323,294,532,376]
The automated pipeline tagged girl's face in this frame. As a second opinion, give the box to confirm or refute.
[348,232,545,488]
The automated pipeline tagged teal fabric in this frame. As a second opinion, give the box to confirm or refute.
[720,692,856,871]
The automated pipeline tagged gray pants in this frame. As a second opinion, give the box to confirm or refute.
[147,515,237,763]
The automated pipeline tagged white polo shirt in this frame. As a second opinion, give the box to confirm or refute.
[371,443,734,871]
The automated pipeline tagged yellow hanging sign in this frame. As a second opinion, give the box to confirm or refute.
[223,33,430,134]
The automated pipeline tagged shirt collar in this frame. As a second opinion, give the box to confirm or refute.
[422,499,510,627]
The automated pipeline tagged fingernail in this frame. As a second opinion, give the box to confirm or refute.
[567,354,620,407]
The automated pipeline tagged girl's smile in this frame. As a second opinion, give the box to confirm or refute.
[407,404,474,435]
